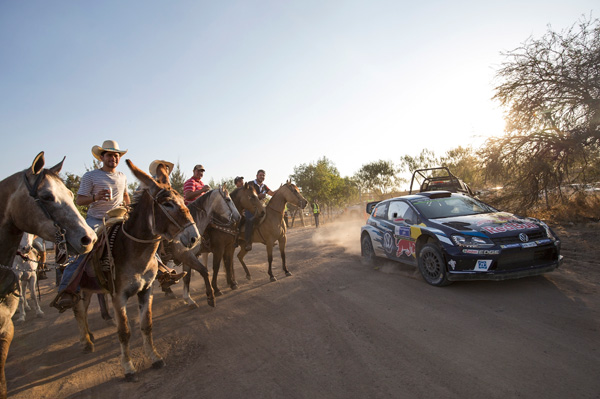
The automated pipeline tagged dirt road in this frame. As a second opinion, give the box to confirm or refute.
[6,219,600,399]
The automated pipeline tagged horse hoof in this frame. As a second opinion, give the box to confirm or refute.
[83,344,95,354]
[246,275,252,281]
[152,359,166,369]
[214,290,223,297]
[270,276,277,282]
[230,283,239,290]
[286,271,292,277]
[125,373,138,382]
[207,298,215,308]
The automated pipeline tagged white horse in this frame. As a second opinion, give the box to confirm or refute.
[12,233,44,323]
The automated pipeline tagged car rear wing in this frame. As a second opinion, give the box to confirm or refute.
[365,201,380,215]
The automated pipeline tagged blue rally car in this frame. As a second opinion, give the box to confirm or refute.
[360,191,563,286]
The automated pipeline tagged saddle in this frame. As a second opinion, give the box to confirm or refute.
[78,207,128,294]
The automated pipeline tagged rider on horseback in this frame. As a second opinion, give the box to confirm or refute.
[244,169,274,251]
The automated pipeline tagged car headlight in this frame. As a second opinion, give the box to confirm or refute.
[451,234,494,248]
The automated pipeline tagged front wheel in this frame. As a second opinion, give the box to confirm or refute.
[418,243,451,286]
[361,234,378,266]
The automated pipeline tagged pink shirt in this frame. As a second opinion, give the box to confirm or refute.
[183,177,205,205]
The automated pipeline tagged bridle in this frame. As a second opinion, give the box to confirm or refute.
[121,187,195,244]
[210,188,238,228]
[267,183,305,215]
[23,172,69,264]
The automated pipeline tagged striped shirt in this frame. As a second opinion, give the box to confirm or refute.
[78,169,127,219]
[183,177,205,205]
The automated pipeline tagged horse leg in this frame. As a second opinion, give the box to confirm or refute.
[280,236,291,277]
[211,250,223,296]
[0,293,18,399]
[137,288,164,370]
[97,293,113,323]
[266,243,276,282]
[28,275,44,317]
[73,291,94,353]
[223,240,238,290]
[113,292,137,381]
[0,319,14,399]
[181,251,214,307]
[181,263,198,308]
[236,248,252,280]
[16,279,26,323]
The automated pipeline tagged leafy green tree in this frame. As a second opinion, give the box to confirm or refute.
[486,15,600,209]
[354,160,399,198]
[290,157,354,208]
[62,172,87,217]
[170,162,186,195]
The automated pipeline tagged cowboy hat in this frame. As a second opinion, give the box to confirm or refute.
[149,160,174,177]
[91,140,128,161]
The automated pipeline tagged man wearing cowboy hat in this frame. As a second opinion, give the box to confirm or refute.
[51,140,131,313]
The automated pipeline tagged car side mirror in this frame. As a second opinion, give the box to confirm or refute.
[404,218,414,225]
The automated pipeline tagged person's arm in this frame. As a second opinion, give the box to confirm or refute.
[122,191,130,205]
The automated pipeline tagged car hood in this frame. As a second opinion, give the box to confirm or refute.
[429,212,544,237]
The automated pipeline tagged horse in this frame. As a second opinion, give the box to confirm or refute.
[181,183,264,307]
[0,152,96,399]
[71,160,199,382]
[12,233,44,323]
[161,185,240,308]
[236,181,307,282]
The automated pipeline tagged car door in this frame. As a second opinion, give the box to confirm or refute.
[387,200,418,264]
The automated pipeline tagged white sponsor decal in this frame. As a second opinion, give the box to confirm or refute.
[521,242,537,248]
[474,259,492,271]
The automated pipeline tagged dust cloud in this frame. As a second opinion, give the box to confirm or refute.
[310,216,365,255]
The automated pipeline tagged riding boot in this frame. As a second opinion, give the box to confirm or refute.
[49,291,80,313]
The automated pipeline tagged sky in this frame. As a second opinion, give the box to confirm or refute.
[0,1,596,189]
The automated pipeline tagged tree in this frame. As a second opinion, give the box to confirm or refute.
[290,157,357,207]
[170,162,186,195]
[353,160,399,198]
[485,15,600,209]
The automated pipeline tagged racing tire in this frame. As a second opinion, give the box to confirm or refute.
[361,234,378,267]
[418,243,451,286]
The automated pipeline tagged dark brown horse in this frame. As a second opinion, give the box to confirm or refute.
[162,185,241,308]
[72,160,199,382]
[0,152,96,398]
[181,183,265,306]
[237,181,307,282]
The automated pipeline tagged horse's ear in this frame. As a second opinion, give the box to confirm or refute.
[31,151,45,175]
[48,156,66,174]
[126,159,155,187]
[155,164,170,185]
[286,179,291,185]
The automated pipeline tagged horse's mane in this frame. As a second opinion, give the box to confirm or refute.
[189,189,215,209]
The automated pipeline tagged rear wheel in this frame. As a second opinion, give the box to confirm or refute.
[361,234,378,266]
[418,243,451,286]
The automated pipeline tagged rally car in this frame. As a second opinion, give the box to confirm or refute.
[360,191,562,286]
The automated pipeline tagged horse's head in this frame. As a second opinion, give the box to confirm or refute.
[16,152,96,255]
[280,180,308,209]
[236,183,266,219]
[209,184,241,226]
[127,159,199,248]
[18,233,35,255]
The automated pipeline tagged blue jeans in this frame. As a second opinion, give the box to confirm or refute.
[58,215,102,292]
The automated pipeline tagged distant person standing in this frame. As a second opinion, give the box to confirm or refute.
[183,164,211,205]
[312,199,321,228]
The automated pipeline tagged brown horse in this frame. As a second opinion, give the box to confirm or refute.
[182,183,265,306]
[72,160,199,382]
[0,152,96,399]
[162,185,241,308]
[237,181,307,282]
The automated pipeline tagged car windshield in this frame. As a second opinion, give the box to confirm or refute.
[410,196,495,219]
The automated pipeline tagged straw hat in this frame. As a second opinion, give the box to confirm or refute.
[149,160,174,177]
[91,140,128,161]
